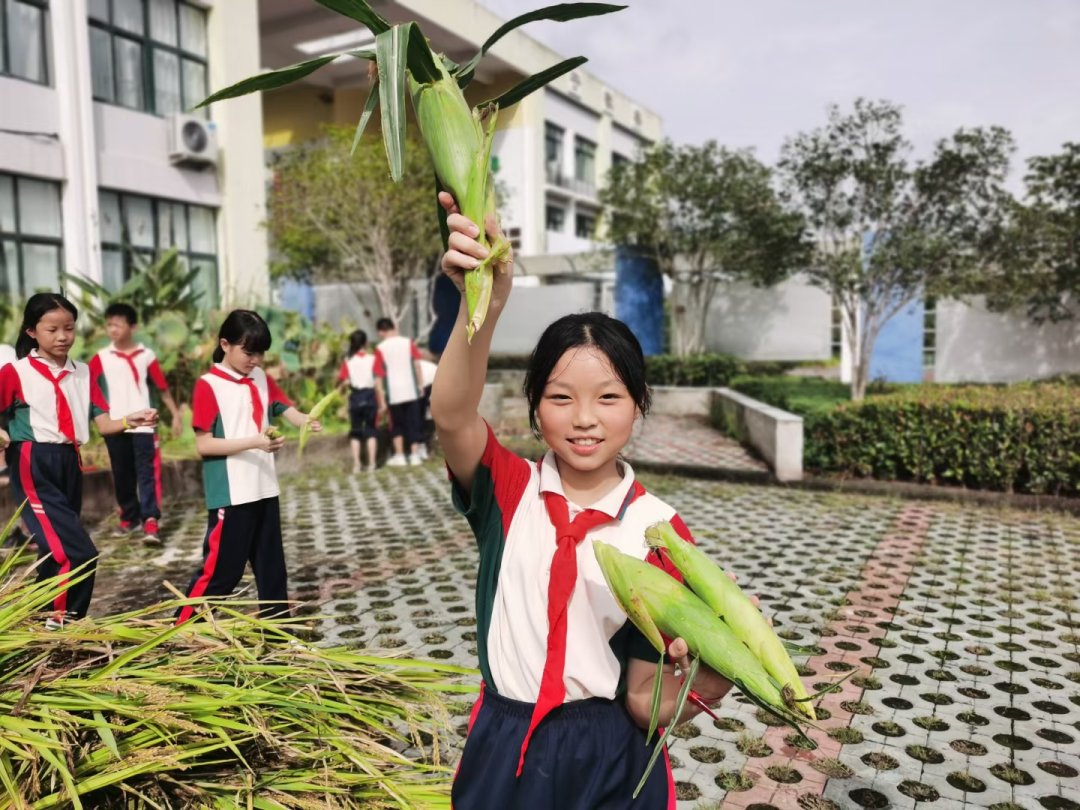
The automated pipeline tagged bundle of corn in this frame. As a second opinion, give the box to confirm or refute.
[200,1,624,341]
[595,523,823,795]
[0,513,473,809]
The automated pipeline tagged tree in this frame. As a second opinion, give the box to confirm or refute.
[778,98,1015,400]
[267,126,442,331]
[599,140,807,356]
[981,142,1080,323]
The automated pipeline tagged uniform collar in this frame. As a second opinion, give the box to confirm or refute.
[537,450,637,519]
[29,349,75,372]
[212,362,250,381]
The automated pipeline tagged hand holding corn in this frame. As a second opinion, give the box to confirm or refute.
[439,192,513,321]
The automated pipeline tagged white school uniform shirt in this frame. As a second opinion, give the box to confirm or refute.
[89,343,169,434]
[373,335,422,404]
[0,344,16,369]
[0,351,108,444]
[452,424,695,703]
[337,350,377,390]
[191,364,293,509]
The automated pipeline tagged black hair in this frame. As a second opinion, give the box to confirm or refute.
[375,317,395,332]
[348,329,368,355]
[104,302,138,325]
[523,312,651,437]
[212,309,272,364]
[16,293,79,359]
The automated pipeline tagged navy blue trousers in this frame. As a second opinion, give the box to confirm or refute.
[104,432,161,524]
[348,388,378,440]
[6,442,97,619]
[452,687,674,810]
[177,498,289,624]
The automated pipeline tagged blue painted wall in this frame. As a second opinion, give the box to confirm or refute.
[870,298,924,383]
[614,246,664,355]
[278,278,315,322]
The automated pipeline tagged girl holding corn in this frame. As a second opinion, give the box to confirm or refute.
[175,310,321,625]
[432,195,735,809]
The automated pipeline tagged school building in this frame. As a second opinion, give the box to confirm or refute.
[0,0,267,312]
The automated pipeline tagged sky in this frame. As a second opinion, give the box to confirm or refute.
[477,0,1080,186]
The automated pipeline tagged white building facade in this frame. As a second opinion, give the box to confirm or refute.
[0,0,268,311]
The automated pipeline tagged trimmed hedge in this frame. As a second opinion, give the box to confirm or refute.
[805,385,1080,496]
[490,353,799,388]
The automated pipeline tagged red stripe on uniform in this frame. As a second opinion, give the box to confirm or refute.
[662,741,676,809]
[152,433,163,508]
[177,508,225,624]
[19,443,71,617]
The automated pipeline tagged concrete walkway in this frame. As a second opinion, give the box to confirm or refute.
[78,431,1080,810]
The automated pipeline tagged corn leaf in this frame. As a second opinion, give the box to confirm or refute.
[376,25,411,181]
[486,55,587,110]
[197,50,372,108]
[350,77,380,155]
[312,0,390,34]
[456,3,625,88]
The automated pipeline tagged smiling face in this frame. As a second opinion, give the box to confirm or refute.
[219,339,264,376]
[28,307,77,366]
[536,345,639,487]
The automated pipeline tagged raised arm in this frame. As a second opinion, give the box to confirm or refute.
[429,192,513,492]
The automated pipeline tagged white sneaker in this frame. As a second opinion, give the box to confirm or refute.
[45,617,65,631]
[417,446,429,461]
[386,454,408,467]
[365,464,377,473]
[408,454,422,466]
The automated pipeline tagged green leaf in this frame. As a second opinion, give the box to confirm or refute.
[486,56,587,110]
[350,78,380,155]
[312,0,390,34]
[456,3,624,88]
[376,25,410,182]
[406,22,440,84]
[197,52,364,108]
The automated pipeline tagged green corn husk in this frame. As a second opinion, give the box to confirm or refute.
[297,389,342,456]
[644,521,816,720]
[198,1,627,343]
[0,517,474,809]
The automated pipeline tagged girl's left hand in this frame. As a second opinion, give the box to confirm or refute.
[0,427,9,450]
[127,409,159,428]
[306,418,322,433]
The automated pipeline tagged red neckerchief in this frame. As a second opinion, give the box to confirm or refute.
[208,366,263,430]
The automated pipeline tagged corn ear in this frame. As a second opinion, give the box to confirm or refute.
[592,542,794,719]
[409,61,509,342]
[645,521,816,720]
[298,390,341,456]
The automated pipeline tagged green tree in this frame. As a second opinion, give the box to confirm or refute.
[267,126,442,331]
[779,98,1015,400]
[982,142,1080,323]
[599,140,807,356]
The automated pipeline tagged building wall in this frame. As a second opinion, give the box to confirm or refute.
[934,297,1080,383]
[0,0,267,305]
[705,275,833,361]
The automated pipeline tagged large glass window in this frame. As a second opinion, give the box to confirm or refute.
[1,0,49,84]
[544,122,563,183]
[574,136,596,190]
[89,0,208,116]
[575,212,596,240]
[0,172,63,299]
[545,205,565,234]
[98,190,218,307]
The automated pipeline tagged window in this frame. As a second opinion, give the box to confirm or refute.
[574,136,596,189]
[575,212,595,240]
[1,0,49,83]
[0,172,63,299]
[923,297,936,369]
[98,190,218,306]
[612,152,629,170]
[545,122,563,183]
[545,205,565,233]
[89,0,208,116]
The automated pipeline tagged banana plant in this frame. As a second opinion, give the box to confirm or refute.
[200,1,625,341]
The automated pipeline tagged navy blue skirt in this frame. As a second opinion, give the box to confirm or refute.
[452,686,674,810]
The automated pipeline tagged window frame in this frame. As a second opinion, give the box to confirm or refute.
[88,0,208,116]
[98,188,219,307]
[0,171,64,299]
[573,135,597,186]
[1,0,50,85]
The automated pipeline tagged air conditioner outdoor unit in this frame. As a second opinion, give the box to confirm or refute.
[168,114,218,168]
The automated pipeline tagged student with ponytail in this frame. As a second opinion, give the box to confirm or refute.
[176,310,322,624]
[0,293,158,625]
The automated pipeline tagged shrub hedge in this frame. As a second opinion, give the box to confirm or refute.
[489,353,799,387]
[805,384,1080,496]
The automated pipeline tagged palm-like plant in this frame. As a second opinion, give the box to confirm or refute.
[201,1,625,341]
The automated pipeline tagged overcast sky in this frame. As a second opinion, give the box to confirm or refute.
[478,0,1080,185]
